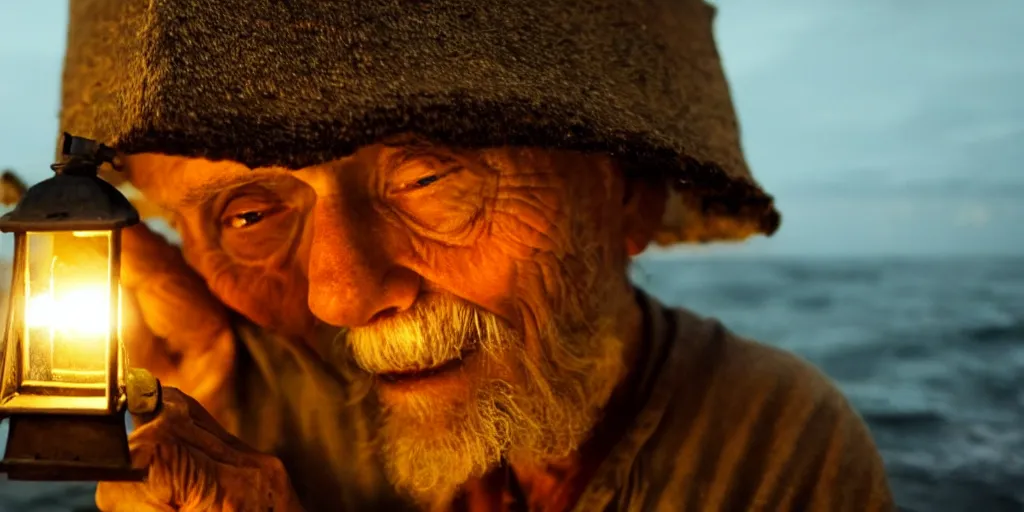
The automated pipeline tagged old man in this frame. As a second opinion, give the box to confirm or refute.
[57,0,895,510]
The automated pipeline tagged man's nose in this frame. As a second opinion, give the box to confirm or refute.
[306,198,420,327]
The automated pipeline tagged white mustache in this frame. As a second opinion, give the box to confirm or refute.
[345,295,512,374]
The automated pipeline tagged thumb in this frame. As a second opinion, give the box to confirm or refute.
[126,367,162,425]
[127,374,247,455]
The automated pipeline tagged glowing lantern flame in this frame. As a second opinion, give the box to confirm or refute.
[24,286,111,338]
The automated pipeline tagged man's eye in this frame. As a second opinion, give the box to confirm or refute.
[410,174,442,189]
[224,210,266,229]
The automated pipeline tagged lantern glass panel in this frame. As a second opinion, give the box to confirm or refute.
[0,230,124,414]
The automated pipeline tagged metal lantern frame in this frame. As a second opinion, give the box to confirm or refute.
[0,133,145,481]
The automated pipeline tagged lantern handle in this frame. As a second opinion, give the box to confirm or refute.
[50,133,121,176]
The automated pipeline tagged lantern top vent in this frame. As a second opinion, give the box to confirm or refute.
[0,134,139,232]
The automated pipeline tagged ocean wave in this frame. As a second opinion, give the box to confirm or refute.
[862,409,948,428]
[962,320,1024,345]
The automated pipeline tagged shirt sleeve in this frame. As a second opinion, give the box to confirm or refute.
[735,339,897,512]
[646,328,898,512]
[778,380,896,511]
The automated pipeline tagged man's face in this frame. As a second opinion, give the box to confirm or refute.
[124,141,663,503]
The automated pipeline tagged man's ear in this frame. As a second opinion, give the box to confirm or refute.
[622,171,667,256]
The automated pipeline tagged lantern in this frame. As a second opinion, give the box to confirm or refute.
[0,134,146,481]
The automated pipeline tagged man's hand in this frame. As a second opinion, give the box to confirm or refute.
[96,386,304,512]
[120,223,239,434]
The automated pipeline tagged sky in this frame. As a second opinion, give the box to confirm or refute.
[0,1,1022,257]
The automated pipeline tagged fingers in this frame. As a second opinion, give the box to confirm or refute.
[119,223,187,289]
[96,433,215,512]
[98,387,302,512]
[121,223,232,354]
[95,482,173,512]
[127,387,247,467]
[98,445,295,512]
[121,291,180,385]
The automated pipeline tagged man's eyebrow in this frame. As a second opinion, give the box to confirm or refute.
[177,173,267,209]
[379,145,459,175]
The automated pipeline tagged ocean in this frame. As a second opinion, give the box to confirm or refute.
[633,256,1024,512]
[0,256,1021,511]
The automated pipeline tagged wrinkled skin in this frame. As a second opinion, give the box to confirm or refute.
[107,139,667,510]
[97,386,303,512]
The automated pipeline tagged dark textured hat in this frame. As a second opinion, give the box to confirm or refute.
[60,0,780,244]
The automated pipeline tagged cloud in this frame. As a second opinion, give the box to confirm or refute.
[715,0,1024,199]
[942,120,1024,147]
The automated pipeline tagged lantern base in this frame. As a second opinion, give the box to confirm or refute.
[0,412,147,481]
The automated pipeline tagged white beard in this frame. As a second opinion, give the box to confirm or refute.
[346,293,628,506]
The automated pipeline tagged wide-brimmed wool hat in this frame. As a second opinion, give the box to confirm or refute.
[60,0,780,244]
